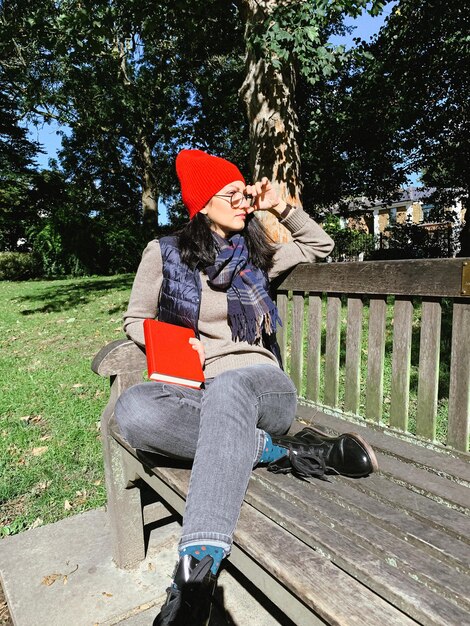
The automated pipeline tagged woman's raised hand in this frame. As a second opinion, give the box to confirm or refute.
[245,177,281,212]
[189,337,205,367]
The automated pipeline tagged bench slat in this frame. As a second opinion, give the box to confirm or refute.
[236,498,417,626]
[252,472,470,592]
[305,294,322,403]
[390,297,413,430]
[259,469,470,572]
[448,300,470,452]
[246,474,469,626]
[290,292,305,393]
[324,295,341,407]
[349,473,470,543]
[416,299,442,440]
[365,296,388,422]
[376,451,469,513]
[276,291,289,367]
[344,296,363,415]
[277,259,468,297]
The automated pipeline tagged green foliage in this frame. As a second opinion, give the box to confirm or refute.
[296,0,470,221]
[25,202,146,278]
[3,0,466,266]
[27,222,65,277]
[0,88,43,251]
[322,215,375,260]
[372,214,459,260]
[2,0,249,227]
[332,0,470,209]
[332,229,375,261]
[252,1,386,84]
[321,213,343,235]
[0,252,40,280]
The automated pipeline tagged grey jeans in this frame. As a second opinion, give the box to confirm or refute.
[114,364,297,555]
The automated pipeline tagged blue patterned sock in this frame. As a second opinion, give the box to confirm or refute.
[258,433,288,464]
[179,544,225,575]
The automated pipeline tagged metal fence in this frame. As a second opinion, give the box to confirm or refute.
[329,222,461,262]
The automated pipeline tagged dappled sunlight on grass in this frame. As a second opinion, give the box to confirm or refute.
[0,275,134,536]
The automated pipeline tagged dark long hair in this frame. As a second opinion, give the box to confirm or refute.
[177,213,277,273]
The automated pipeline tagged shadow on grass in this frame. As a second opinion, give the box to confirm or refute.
[18,275,134,315]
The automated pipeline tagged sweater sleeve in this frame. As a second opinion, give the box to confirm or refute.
[123,240,163,346]
[268,208,335,280]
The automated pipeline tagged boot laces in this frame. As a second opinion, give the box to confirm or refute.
[279,443,340,481]
[289,448,331,480]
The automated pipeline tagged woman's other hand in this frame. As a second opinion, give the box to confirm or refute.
[244,177,286,214]
[189,337,205,367]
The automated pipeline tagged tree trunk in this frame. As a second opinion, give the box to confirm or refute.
[240,0,302,243]
[458,201,470,257]
[114,31,159,236]
[137,134,159,235]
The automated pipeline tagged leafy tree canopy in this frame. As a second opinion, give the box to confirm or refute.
[1,0,467,268]
[0,81,42,250]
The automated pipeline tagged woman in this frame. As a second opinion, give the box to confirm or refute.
[115,149,378,626]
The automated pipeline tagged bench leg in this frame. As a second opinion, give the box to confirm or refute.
[104,433,146,569]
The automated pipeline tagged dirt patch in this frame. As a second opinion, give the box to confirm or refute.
[0,494,28,528]
[0,582,13,626]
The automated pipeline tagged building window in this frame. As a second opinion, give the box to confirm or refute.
[389,207,397,226]
[422,203,434,221]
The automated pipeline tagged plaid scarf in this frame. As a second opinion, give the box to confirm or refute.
[206,233,281,344]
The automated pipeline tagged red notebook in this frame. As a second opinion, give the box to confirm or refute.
[143,319,205,389]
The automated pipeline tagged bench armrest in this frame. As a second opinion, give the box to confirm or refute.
[92,339,146,454]
[92,339,146,377]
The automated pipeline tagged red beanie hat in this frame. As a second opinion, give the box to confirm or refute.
[176,149,245,219]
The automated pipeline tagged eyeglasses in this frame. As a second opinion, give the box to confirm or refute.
[213,191,255,209]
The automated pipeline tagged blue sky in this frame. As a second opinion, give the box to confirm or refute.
[28,4,396,169]
[330,1,395,47]
[28,120,65,168]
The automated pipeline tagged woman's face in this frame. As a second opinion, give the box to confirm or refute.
[200,180,254,237]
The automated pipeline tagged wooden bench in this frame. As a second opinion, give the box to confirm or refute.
[92,257,470,626]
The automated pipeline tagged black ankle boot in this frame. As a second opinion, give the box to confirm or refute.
[268,427,378,479]
[153,554,217,626]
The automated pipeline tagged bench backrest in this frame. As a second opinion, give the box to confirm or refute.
[275,258,470,453]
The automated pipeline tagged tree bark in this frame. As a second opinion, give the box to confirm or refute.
[114,29,159,235]
[240,0,302,243]
[458,201,470,257]
[137,134,159,235]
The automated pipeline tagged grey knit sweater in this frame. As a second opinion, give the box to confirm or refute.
[123,208,334,379]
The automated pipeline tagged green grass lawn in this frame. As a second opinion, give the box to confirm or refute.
[0,275,134,537]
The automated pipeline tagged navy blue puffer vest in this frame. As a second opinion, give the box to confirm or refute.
[158,236,282,367]
[158,236,201,335]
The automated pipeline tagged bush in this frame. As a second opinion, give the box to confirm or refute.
[369,216,458,260]
[331,229,375,261]
[0,252,41,280]
[322,215,375,261]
